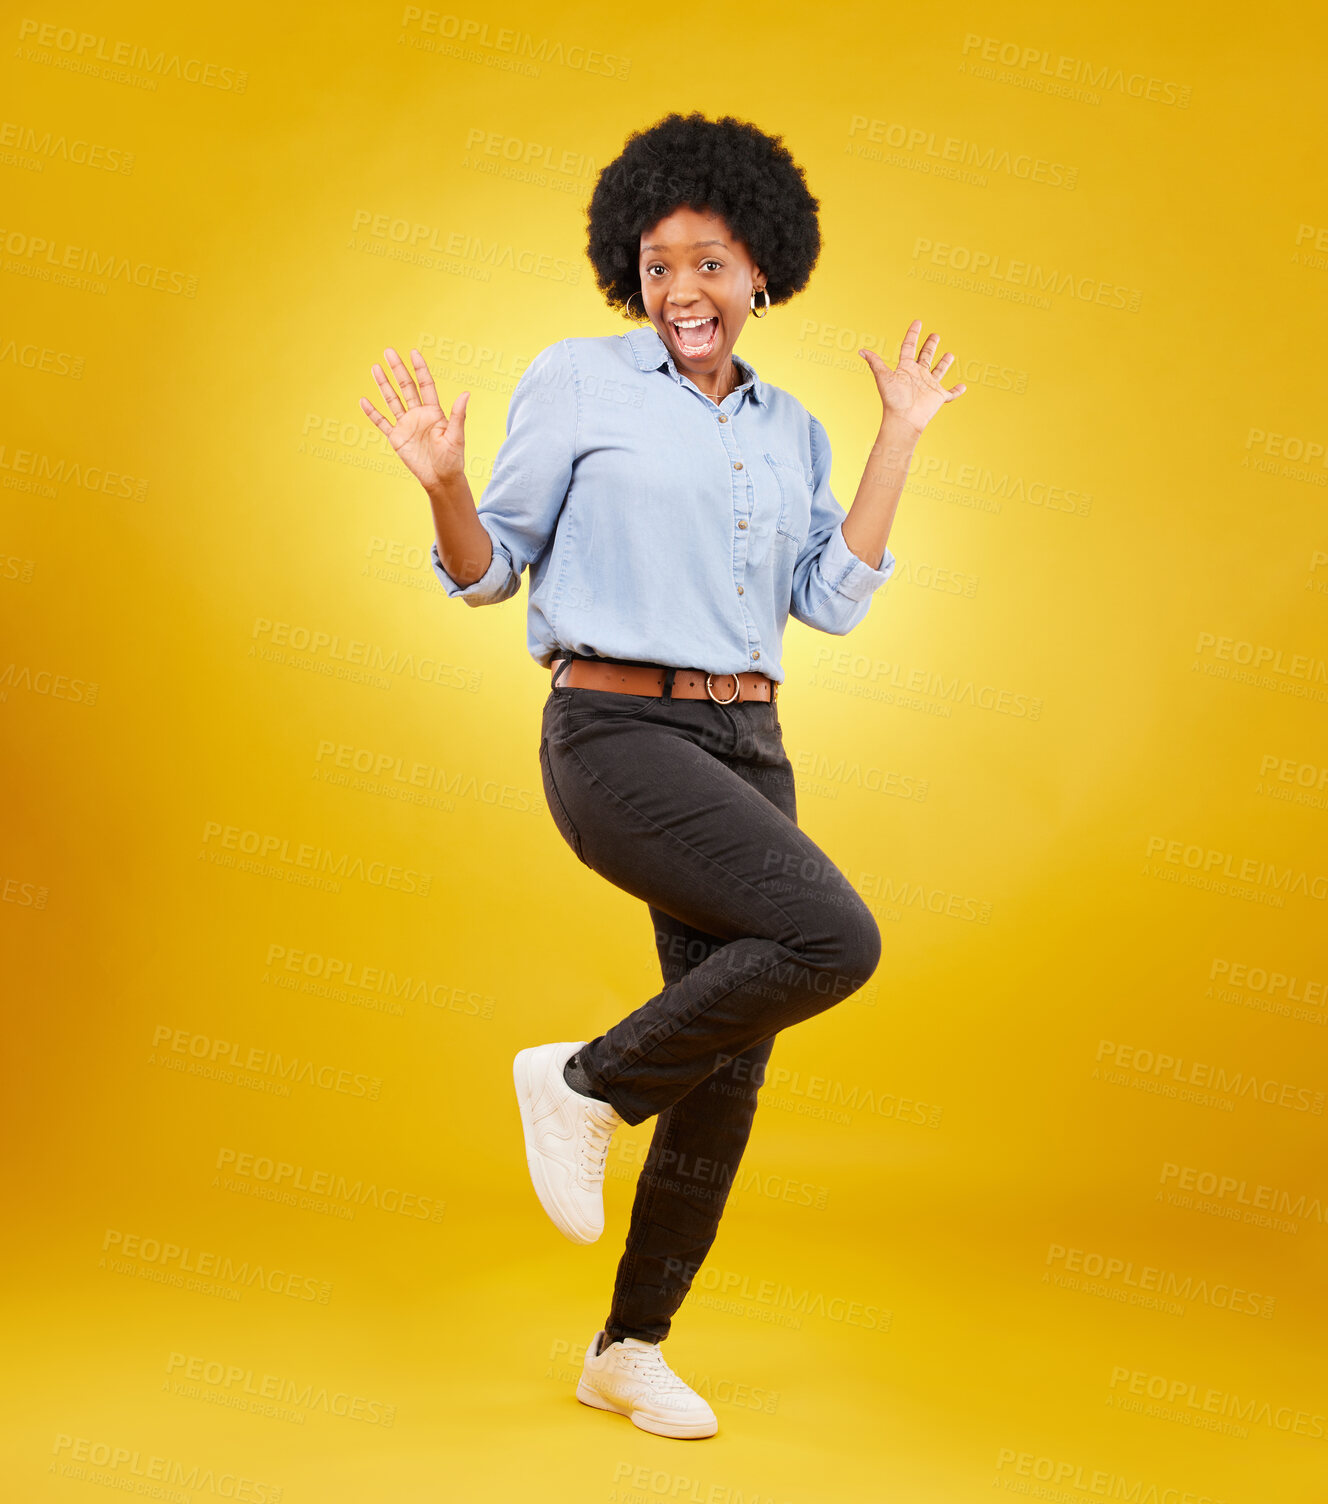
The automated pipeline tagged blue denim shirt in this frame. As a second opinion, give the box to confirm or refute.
[430,324,895,682]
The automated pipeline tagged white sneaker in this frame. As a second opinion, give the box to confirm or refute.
[576,1330,718,1439]
[513,1041,624,1244]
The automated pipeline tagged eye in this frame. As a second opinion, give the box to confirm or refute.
[701,259,722,271]
[645,263,667,277]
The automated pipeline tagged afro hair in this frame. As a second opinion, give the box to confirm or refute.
[586,111,821,317]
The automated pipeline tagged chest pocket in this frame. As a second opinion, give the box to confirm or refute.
[762,454,814,544]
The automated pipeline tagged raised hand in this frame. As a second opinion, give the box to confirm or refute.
[859,320,967,434]
[360,347,469,493]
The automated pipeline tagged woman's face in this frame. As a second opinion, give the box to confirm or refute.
[637,206,766,384]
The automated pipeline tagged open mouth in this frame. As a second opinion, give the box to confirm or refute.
[669,316,719,359]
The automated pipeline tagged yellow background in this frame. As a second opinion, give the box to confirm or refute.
[3,2,1326,1499]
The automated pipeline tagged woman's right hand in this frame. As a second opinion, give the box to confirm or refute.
[360,347,469,493]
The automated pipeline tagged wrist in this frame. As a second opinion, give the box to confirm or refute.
[871,420,920,471]
[878,414,922,448]
[425,470,468,508]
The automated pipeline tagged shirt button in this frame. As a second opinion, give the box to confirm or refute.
[733,461,743,470]
[736,585,745,595]
[751,650,761,660]
[738,519,748,530]
[718,415,728,423]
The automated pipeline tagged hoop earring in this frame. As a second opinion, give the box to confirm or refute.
[625,290,646,321]
[750,287,770,319]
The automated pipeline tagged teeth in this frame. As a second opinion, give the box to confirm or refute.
[673,317,714,328]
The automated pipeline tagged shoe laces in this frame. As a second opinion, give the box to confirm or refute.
[615,1341,689,1394]
[577,1105,619,1186]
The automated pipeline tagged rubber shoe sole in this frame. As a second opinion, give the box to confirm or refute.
[575,1376,719,1439]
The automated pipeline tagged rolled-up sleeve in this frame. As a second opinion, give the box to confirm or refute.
[789,412,895,634]
[431,339,578,606]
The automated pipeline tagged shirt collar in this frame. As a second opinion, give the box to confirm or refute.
[625,324,767,407]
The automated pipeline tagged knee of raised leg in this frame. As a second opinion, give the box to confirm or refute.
[836,903,882,989]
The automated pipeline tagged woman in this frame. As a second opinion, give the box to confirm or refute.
[361,111,965,1440]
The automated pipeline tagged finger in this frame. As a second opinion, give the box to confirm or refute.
[945,382,968,400]
[919,331,941,365]
[448,390,470,433]
[383,346,421,408]
[859,348,890,375]
[371,362,406,418]
[411,349,442,409]
[899,319,922,364]
[358,397,394,435]
[933,352,956,378]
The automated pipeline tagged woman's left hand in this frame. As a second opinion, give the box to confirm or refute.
[859,320,967,434]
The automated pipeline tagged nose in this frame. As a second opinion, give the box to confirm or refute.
[666,271,703,308]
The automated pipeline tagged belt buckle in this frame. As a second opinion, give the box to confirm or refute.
[705,671,741,705]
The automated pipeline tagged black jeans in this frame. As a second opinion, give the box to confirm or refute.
[538,678,882,1344]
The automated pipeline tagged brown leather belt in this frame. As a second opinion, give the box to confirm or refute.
[551,657,778,704]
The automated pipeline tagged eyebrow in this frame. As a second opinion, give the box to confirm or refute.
[640,239,727,253]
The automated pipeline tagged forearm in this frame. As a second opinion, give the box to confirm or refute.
[427,472,492,587]
[840,417,920,571]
